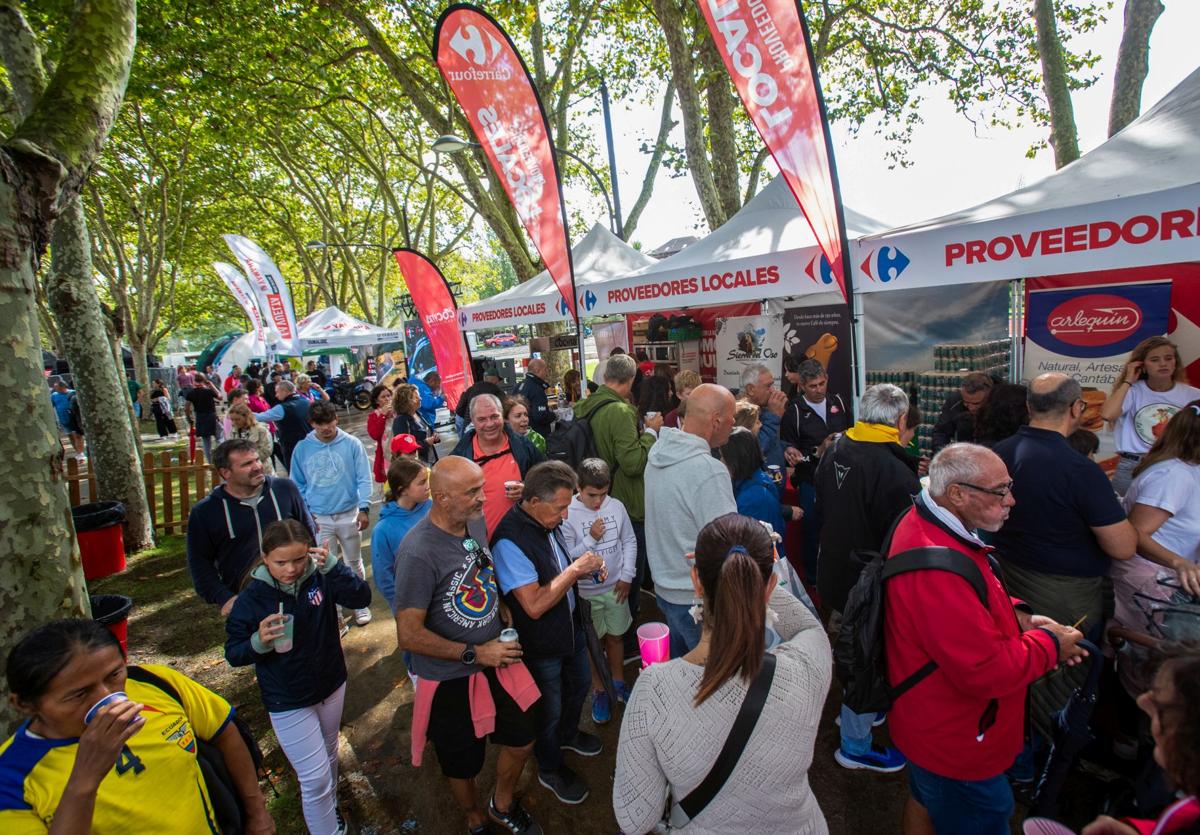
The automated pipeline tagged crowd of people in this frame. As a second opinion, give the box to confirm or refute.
[14,336,1200,835]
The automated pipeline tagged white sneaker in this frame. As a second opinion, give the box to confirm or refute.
[353,608,372,626]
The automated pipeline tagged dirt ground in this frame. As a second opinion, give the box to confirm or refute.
[93,408,1117,834]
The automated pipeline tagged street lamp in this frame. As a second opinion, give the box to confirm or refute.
[431,134,622,238]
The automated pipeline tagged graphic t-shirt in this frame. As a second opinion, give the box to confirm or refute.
[560,494,638,596]
[473,435,522,538]
[393,516,501,681]
[1115,380,1200,454]
[0,664,233,834]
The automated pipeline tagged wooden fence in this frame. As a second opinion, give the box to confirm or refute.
[65,450,215,534]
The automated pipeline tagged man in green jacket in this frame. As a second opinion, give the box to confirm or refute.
[573,353,663,659]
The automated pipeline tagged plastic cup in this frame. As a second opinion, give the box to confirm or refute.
[504,480,521,492]
[85,691,129,724]
[499,628,519,642]
[637,622,670,668]
[274,614,295,653]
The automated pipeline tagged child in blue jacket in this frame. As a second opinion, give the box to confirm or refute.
[226,519,370,835]
[369,457,431,610]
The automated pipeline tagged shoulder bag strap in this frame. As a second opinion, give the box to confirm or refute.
[671,653,778,826]
[125,664,184,705]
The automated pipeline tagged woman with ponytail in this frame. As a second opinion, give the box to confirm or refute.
[613,513,832,834]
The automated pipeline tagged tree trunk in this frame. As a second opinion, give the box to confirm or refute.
[0,0,135,732]
[0,168,91,733]
[1034,0,1081,168]
[1108,0,1164,137]
[46,198,155,551]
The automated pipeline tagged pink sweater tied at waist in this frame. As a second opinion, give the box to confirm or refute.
[410,663,540,766]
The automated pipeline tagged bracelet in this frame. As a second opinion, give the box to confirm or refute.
[1118,380,1131,387]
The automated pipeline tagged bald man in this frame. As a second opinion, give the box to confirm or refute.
[644,383,738,657]
[517,357,554,438]
[393,456,543,833]
[992,372,1135,740]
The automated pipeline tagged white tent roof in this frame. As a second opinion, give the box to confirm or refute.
[580,177,889,316]
[297,306,402,349]
[459,223,656,330]
[853,67,1200,292]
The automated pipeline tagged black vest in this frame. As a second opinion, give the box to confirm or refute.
[277,395,311,452]
[490,505,580,659]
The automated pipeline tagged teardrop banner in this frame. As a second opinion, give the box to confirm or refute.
[434,3,578,321]
[697,0,853,304]
[213,261,267,348]
[392,248,473,412]
[223,234,303,355]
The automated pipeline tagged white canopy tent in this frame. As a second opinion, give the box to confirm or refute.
[458,223,657,331]
[297,306,403,350]
[579,177,889,317]
[852,66,1200,293]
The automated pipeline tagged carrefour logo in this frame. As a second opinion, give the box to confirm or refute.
[459,309,469,328]
[579,290,597,311]
[859,246,910,283]
[448,24,501,67]
[804,254,835,285]
[555,295,570,316]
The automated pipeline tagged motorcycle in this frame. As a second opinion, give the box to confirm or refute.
[325,375,375,411]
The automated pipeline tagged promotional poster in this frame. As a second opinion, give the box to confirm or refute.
[1024,278,1174,466]
[714,314,784,390]
[782,304,853,405]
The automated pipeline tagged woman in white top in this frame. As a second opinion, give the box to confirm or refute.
[614,513,831,834]
[1100,336,1200,494]
[1111,401,1200,693]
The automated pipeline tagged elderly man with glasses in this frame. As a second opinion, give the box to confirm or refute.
[883,442,1089,835]
[992,372,1137,740]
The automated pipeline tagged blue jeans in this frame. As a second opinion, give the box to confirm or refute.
[524,627,590,776]
[797,481,820,584]
[656,598,702,659]
[907,760,1014,835]
[839,702,878,756]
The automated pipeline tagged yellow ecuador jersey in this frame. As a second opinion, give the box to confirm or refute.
[0,663,234,834]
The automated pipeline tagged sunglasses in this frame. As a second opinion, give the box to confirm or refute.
[463,538,492,571]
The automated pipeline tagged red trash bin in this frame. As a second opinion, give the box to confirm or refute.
[91,594,133,654]
[72,501,126,581]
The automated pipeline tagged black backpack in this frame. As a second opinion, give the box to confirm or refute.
[835,536,990,716]
[126,665,264,835]
[545,397,621,471]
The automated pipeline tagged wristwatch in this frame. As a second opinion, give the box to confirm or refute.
[460,644,476,665]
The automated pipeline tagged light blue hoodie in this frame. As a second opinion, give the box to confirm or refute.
[644,427,737,605]
[370,498,431,609]
[289,428,372,516]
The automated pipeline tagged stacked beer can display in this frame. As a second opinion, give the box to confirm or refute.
[868,339,1011,458]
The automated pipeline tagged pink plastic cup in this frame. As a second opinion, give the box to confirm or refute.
[637,622,670,667]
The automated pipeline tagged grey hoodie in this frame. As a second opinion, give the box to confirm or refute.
[644,427,736,605]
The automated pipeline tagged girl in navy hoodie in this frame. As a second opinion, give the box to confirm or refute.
[226,519,370,835]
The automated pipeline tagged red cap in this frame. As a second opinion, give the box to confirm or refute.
[391,434,419,455]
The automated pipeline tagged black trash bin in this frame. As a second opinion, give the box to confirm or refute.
[91,594,133,653]
[72,501,126,580]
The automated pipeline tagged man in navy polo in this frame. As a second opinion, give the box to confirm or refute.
[993,372,1136,736]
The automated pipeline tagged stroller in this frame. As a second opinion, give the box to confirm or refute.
[1029,571,1200,820]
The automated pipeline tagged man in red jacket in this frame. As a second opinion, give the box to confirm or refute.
[884,443,1088,835]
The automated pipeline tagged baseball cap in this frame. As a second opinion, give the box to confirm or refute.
[391,434,419,455]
